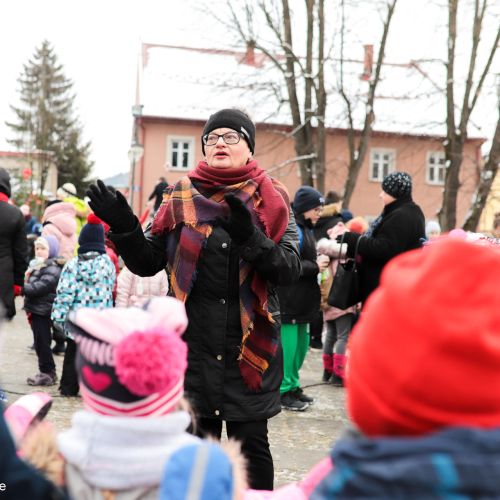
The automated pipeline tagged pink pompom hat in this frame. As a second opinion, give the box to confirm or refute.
[66,297,189,417]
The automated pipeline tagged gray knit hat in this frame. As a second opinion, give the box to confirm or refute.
[382,172,412,199]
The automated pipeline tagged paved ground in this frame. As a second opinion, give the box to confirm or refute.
[0,297,349,488]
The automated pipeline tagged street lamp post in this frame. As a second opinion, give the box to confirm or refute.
[128,105,144,212]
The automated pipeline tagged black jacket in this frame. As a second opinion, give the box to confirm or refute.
[312,203,342,241]
[343,194,425,302]
[149,181,169,211]
[109,211,301,422]
[0,169,27,319]
[22,258,65,317]
[277,212,321,324]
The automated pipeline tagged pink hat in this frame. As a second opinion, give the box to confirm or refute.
[67,297,189,417]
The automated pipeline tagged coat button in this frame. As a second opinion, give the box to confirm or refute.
[217,355,222,360]
[220,299,225,304]
[222,243,228,249]
[215,410,220,416]
[244,247,251,253]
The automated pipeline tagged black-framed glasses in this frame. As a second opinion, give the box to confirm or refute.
[202,131,244,146]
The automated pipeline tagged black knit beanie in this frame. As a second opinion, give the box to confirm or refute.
[381,172,412,199]
[201,109,255,155]
[293,186,325,215]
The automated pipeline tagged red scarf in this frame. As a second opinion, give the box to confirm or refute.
[0,193,9,202]
[152,160,290,391]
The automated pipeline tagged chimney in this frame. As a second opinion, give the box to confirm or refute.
[245,40,256,67]
[360,45,373,81]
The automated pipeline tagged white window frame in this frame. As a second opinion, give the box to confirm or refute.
[426,150,446,185]
[369,148,396,182]
[166,135,196,171]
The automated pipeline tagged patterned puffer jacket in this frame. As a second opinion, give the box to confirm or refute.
[51,252,115,337]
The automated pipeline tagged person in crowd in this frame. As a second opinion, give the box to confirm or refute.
[87,108,301,491]
[20,204,40,235]
[52,214,115,397]
[425,220,441,240]
[340,209,353,224]
[345,216,369,234]
[490,213,500,239]
[0,167,27,320]
[42,199,78,259]
[12,298,249,500]
[116,267,168,307]
[337,172,425,303]
[317,223,361,387]
[23,236,65,386]
[147,176,169,214]
[312,190,343,241]
[101,221,120,303]
[309,190,343,350]
[56,183,89,236]
[277,186,326,411]
[244,237,500,499]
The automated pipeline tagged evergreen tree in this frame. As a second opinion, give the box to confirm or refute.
[6,40,93,195]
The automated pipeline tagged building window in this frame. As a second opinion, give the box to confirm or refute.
[167,136,195,171]
[427,151,445,185]
[369,148,396,182]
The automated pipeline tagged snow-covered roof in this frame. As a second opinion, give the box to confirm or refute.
[139,43,489,141]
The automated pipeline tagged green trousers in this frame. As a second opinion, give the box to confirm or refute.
[280,323,310,394]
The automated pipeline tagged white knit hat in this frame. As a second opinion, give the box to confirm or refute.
[57,183,77,198]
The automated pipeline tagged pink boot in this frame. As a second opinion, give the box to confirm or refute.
[322,354,333,382]
[333,354,347,379]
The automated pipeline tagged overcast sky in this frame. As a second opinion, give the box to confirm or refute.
[1,0,499,181]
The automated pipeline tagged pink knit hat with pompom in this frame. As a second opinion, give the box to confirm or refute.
[66,297,188,417]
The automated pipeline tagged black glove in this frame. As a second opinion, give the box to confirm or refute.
[215,193,256,246]
[336,231,360,247]
[86,180,136,233]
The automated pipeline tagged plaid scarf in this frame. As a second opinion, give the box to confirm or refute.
[152,160,290,391]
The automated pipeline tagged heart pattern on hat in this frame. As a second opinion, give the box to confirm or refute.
[82,366,112,393]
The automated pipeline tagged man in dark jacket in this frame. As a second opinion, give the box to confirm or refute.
[148,177,169,212]
[86,108,301,491]
[0,168,27,320]
[339,172,425,303]
[278,186,327,411]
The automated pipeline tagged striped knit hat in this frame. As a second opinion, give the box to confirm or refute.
[66,297,189,417]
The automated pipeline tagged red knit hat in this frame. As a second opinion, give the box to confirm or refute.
[348,238,500,437]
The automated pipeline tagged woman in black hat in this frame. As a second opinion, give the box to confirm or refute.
[86,108,301,490]
[338,172,425,303]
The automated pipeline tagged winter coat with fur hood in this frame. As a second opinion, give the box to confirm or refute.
[42,202,78,259]
[116,267,169,308]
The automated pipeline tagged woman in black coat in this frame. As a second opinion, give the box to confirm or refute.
[86,109,301,490]
[0,168,27,320]
[339,172,425,303]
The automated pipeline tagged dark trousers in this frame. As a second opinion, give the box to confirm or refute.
[198,418,274,490]
[30,314,55,374]
[59,338,79,396]
[309,311,324,343]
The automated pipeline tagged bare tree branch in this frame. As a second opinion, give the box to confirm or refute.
[267,153,318,173]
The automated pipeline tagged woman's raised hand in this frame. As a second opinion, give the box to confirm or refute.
[86,180,137,233]
[215,193,256,245]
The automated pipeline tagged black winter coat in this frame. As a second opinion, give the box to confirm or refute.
[277,212,321,324]
[343,194,425,302]
[109,213,301,422]
[0,169,27,319]
[22,258,64,317]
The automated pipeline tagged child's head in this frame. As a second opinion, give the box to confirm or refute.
[425,220,441,240]
[34,236,59,260]
[78,213,105,255]
[67,297,189,417]
[347,238,500,438]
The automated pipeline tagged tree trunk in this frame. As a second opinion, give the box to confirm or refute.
[315,0,326,194]
[462,113,500,231]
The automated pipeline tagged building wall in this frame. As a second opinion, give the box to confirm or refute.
[0,153,58,198]
[130,120,483,228]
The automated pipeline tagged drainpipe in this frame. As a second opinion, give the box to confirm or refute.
[139,118,146,213]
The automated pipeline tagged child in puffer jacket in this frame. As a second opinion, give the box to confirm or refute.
[13,297,248,500]
[23,235,66,386]
[116,267,169,307]
[42,200,78,259]
[316,222,361,386]
[52,214,115,397]
[245,237,500,499]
